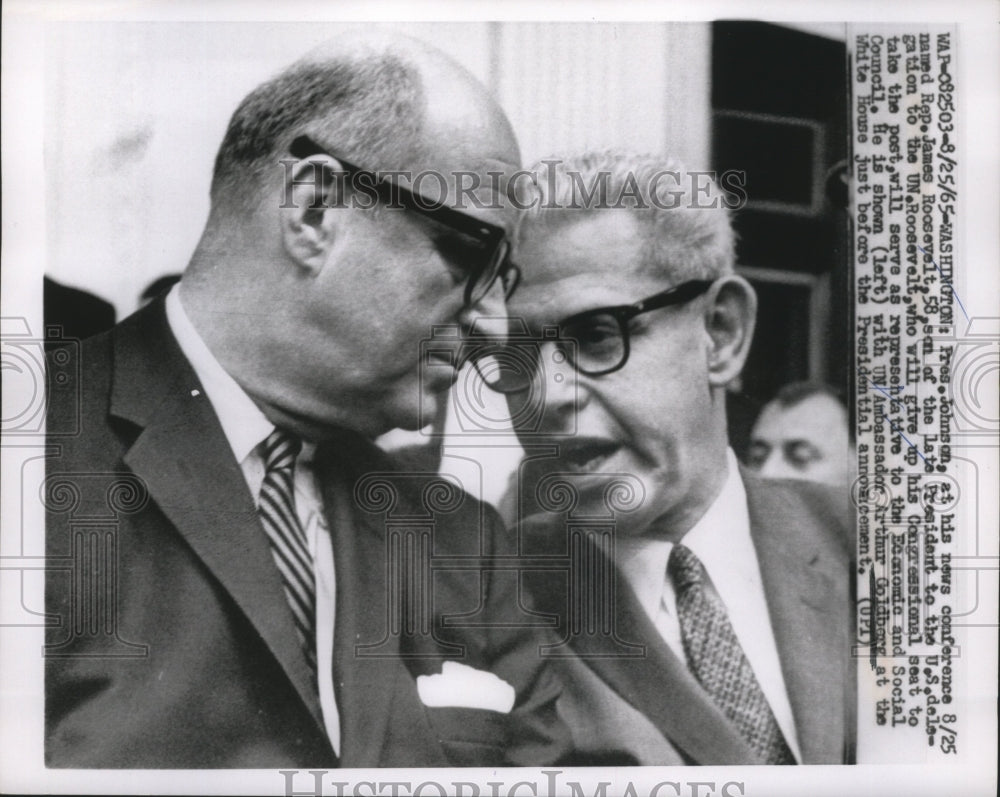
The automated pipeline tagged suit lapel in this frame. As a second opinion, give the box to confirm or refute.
[112,301,326,733]
[745,474,849,763]
[317,442,403,768]
[533,537,762,765]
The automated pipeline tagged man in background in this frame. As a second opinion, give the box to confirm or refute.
[45,34,566,768]
[493,152,854,765]
[747,381,851,487]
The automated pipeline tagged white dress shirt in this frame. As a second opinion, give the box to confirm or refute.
[166,286,341,754]
[616,449,801,761]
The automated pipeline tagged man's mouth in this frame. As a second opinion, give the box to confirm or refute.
[552,438,622,473]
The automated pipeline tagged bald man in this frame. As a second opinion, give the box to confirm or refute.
[45,36,567,768]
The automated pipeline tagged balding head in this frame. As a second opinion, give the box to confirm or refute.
[210,33,518,219]
[182,33,521,441]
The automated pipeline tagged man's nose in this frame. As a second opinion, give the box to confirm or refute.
[757,451,798,481]
[536,341,583,425]
[505,340,582,435]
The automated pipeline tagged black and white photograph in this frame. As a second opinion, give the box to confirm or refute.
[1,1,997,795]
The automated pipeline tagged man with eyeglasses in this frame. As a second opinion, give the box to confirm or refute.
[45,34,568,768]
[489,152,854,765]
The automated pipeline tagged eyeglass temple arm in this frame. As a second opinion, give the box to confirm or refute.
[632,280,715,314]
[288,135,505,242]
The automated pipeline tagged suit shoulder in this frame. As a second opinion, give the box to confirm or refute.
[744,474,852,558]
[46,329,118,459]
[778,477,849,522]
[46,326,114,404]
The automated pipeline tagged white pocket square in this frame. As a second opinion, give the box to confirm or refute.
[416,661,516,713]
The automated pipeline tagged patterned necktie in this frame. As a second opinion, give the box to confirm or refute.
[668,543,795,764]
[259,429,317,674]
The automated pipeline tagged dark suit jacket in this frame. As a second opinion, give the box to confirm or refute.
[45,299,567,768]
[521,473,855,766]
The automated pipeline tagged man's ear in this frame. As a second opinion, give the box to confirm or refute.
[278,156,343,274]
[702,274,757,387]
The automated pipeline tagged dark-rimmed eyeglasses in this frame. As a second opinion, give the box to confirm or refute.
[288,136,520,307]
[474,279,715,393]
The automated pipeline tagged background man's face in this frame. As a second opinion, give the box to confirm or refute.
[506,212,719,535]
[747,393,850,485]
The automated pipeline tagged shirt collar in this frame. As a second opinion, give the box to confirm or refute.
[683,449,754,585]
[165,285,274,464]
[617,449,754,617]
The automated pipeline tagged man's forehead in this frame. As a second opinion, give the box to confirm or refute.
[510,213,662,319]
[517,212,647,271]
[508,270,667,327]
[757,396,847,439]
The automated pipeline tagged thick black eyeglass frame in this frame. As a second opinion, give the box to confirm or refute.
[560,279,715,375]
[288,135,520,306]
[477,278,715,392]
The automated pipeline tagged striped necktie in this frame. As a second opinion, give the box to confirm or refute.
[259,429,316,674]
[668,543,795,764]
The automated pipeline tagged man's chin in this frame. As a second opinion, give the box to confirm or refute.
[511,467,649,520]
